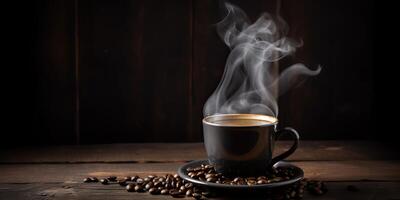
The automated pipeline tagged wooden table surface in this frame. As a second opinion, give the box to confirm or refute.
[0,141,399,199]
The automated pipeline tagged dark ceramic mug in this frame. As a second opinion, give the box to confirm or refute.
[203,114,299,177]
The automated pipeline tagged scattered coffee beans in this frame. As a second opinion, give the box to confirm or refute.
[160,189,169,195]
[83,177,91,183]
[83,177,99,183]
[306,180,328,195]
[126,183,135,192]
[186,163,302,186]
[107,176,117,182]
[117,179,128,186]
[149,187,159,195]
[123,176,131,182]
[83,163,327,199]
[90,177,99,182]
[134,185,145,192]
[100,178,108,185]
[130,175,139,182]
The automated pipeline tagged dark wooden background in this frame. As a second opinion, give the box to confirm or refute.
[4,0,375,145]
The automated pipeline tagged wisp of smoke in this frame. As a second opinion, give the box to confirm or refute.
[203,2,321,117]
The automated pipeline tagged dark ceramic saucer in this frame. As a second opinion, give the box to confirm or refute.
[178,160,303,190]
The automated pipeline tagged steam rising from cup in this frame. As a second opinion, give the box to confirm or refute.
[203,2,321,117]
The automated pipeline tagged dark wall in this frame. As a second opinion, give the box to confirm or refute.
[5,0,375,145]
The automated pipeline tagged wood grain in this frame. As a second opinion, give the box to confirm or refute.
[1,141,398,199]
[26,0,77,145]
[0,182,399,200]
[0,161,399,183]
[13,0,375,144]
[77,0,193,143]
[277,0,375,140]
[1,141,396,163]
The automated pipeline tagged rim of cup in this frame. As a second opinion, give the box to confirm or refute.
[202,113,278,127]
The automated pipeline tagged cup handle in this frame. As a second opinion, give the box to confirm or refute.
[269,127,300,168]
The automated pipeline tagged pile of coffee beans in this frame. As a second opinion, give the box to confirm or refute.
[83,164,327,199]
[84,174,212,199]
[186,164,297,185]
[279,179,328,199]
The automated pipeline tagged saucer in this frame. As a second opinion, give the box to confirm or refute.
[177,160,303,190]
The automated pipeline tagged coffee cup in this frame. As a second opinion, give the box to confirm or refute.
[203,114,299,176]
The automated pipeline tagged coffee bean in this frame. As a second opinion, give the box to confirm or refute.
[144,177,151,182]
[193,167,202,172]
[166,174,173,180]
[206,177,217,182]
[169,189,184,198]
[123,176,131,182]
[185,189,193,196]
[298,188,304,194]
[130,175,139,182]
[83,178,92,183]
[160,189,169,195]
[90,177,99,182]
[118,180,128,186]
[257,176,267,180]
[192,192,201,199]
[207,169,216,174]
[158,177,165,182]
[175,181,182,188]
[196,171,205,177]
[233,177,243,183]
[184,182,193,189]
[186,167,194,172]
[126,183,135,192]
[145,182,154,190]
[173,174,180,179]
[153,181,162,187]
[290,190,296,198]
[204,165,213,169]
[205,174,216,179]
[257,179,268,184]
[107,176,117,182]
[247,180,256,185]
[149,188,160,195]
[134,185,145,192]
[270,177,283,182]
[100,179,108,185]
[165,182,173,189]
[136,178,144,184]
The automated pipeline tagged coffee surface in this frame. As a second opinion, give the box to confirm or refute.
[212,118,273,126]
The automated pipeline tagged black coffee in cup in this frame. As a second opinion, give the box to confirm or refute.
[203,114,299,177]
